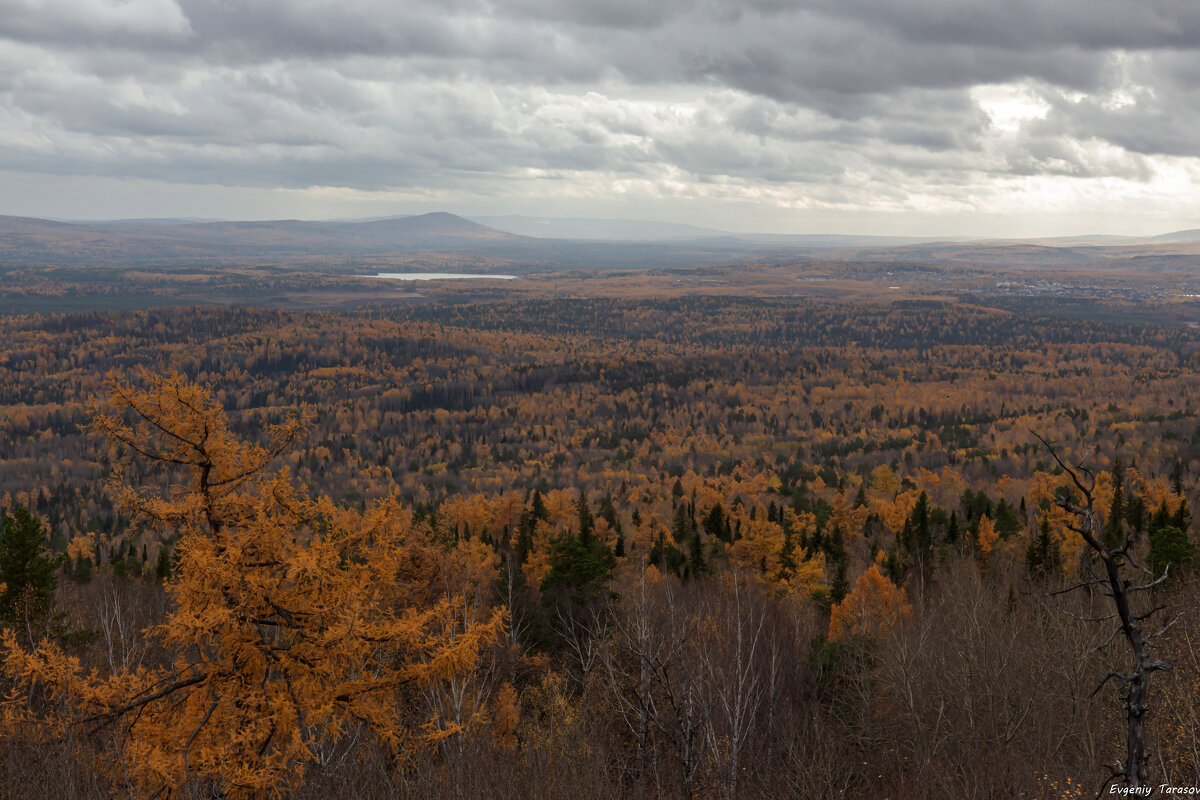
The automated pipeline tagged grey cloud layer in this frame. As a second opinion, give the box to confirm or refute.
[0,0,1196,210]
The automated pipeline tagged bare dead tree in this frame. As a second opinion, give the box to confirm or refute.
[602,572,664,800]
[1033,433,1182,793]
[498,552,530,648]
[97,582,145,674]
[555,602,609,691]
[653,584,710,800]
[602,574,710,800]
[699,572,776,800]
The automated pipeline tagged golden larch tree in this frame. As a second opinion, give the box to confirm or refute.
[828,561,912,642]
[2,370,504,799]
[976,514,998,567]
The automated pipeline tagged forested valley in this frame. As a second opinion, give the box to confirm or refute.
[3,295,1200,799]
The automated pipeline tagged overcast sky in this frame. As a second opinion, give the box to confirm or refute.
[1,0,1199,236]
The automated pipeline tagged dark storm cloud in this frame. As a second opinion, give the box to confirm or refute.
[820,0,1200,50]
[0,0,1197,216]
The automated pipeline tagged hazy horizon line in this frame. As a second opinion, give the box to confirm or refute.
[7,209,1194,244]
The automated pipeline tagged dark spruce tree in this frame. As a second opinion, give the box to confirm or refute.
[1146,496,1194,582]
[1104,456,1127,549]
[1026,516,1062,580]
[540,490,616,625]
[1147,526,1194,582]
[0,507,63,637]
[575,488,595,546]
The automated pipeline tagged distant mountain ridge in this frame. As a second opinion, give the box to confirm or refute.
[2,211,1199,271]
[0,212,527,266]
[360,212,515,238]
[469,214,962,247]
[1148,228,1200,244]
[469,215,728,241]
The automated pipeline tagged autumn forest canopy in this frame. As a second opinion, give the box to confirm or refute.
[3,291,1200,798]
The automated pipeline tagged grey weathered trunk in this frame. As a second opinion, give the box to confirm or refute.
[1094,516,1155,788]
[1035,434,1176,792]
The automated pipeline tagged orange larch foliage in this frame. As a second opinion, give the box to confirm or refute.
[729,515,785,577]
[491,681,520,753]
[977,515,998,567]
[828,562,912,642]
[1,370,505,799]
